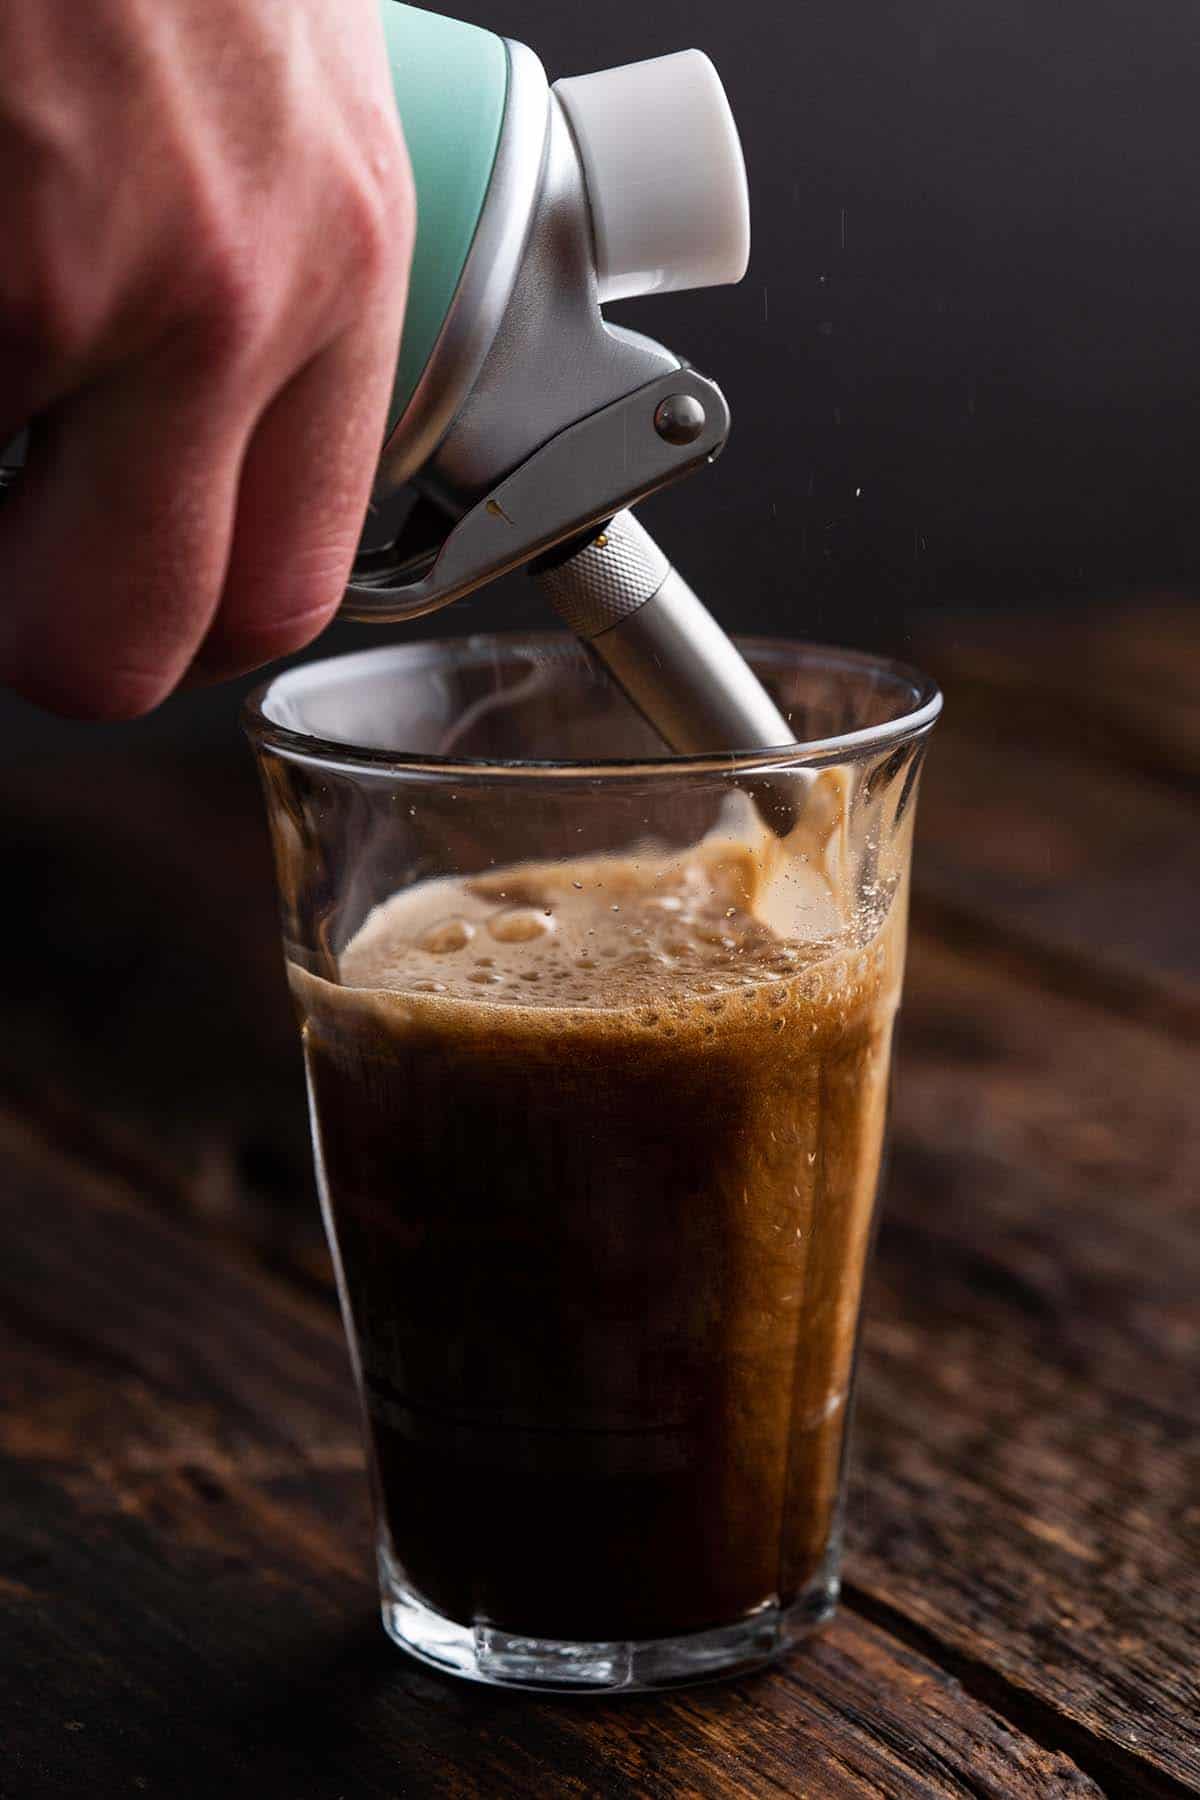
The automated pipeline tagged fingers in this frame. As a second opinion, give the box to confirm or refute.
[0,285,405,714]
[0,358,246,719]
[0,0,416,719]
[187,301,402,685]
[0,338,69,455]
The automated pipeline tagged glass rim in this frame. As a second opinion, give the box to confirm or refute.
[244,633,942,781]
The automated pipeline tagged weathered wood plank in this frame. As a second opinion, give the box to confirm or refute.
[3,607,1197,1793]
[0,750,325,1284]
[906,601,1200,1007]
[913,601,1200,787]
[913,725,1200,1002]
[845,929,1200,1794]
[0,1130,1101,1799]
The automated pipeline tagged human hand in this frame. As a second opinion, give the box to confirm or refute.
[0,0,413,717]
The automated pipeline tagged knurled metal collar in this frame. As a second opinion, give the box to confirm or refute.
[536,510,671,640]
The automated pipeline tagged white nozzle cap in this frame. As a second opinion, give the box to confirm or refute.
[553,50,751,305]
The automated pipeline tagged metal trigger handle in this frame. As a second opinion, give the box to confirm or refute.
[342,367,730,623]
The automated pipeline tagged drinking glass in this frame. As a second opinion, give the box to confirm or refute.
[245,634,940,1691]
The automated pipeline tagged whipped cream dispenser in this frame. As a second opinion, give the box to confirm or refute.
[353,2,793,754]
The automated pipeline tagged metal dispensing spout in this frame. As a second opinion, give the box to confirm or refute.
[343,8,797,766]
[534,511,793,754]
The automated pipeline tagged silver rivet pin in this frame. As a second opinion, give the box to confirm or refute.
[654,393,707,445]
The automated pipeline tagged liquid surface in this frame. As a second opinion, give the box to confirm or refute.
[295,812,904,1641]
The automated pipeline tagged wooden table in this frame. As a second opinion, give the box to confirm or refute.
[3,605,1197,1798]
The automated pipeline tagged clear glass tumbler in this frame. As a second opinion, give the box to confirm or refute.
[245,634,940,1692]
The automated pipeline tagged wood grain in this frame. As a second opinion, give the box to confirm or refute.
[910,608,1200,1005]
[2,602,1197,1794]
[912,601,1200,789]
[851,931,1200,1795]
[0,1122,1099,1800]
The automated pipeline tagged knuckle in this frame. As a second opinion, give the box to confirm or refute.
[179,222,271,368]
[332,145,414,296]
[337,179,394,291]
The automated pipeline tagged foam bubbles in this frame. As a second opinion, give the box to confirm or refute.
[489,907,555,944]
[420,917,474,954]
[337,838,897,1036]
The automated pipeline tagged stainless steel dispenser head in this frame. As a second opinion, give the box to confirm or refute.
[344,39,797,773]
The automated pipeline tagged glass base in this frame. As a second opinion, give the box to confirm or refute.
[379,1561,839,1693]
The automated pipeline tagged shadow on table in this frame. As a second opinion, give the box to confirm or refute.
[220,1606,784,1795]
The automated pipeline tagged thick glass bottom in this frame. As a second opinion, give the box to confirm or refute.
[378,1553,840,1693]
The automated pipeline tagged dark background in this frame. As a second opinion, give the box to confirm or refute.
[5,0,1200,753]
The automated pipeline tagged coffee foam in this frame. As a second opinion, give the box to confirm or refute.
[308,781,903,1044]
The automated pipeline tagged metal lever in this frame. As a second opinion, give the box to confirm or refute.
[343,368,729,623]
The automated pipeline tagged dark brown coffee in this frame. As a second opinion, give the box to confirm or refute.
[293,814,901,1643]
